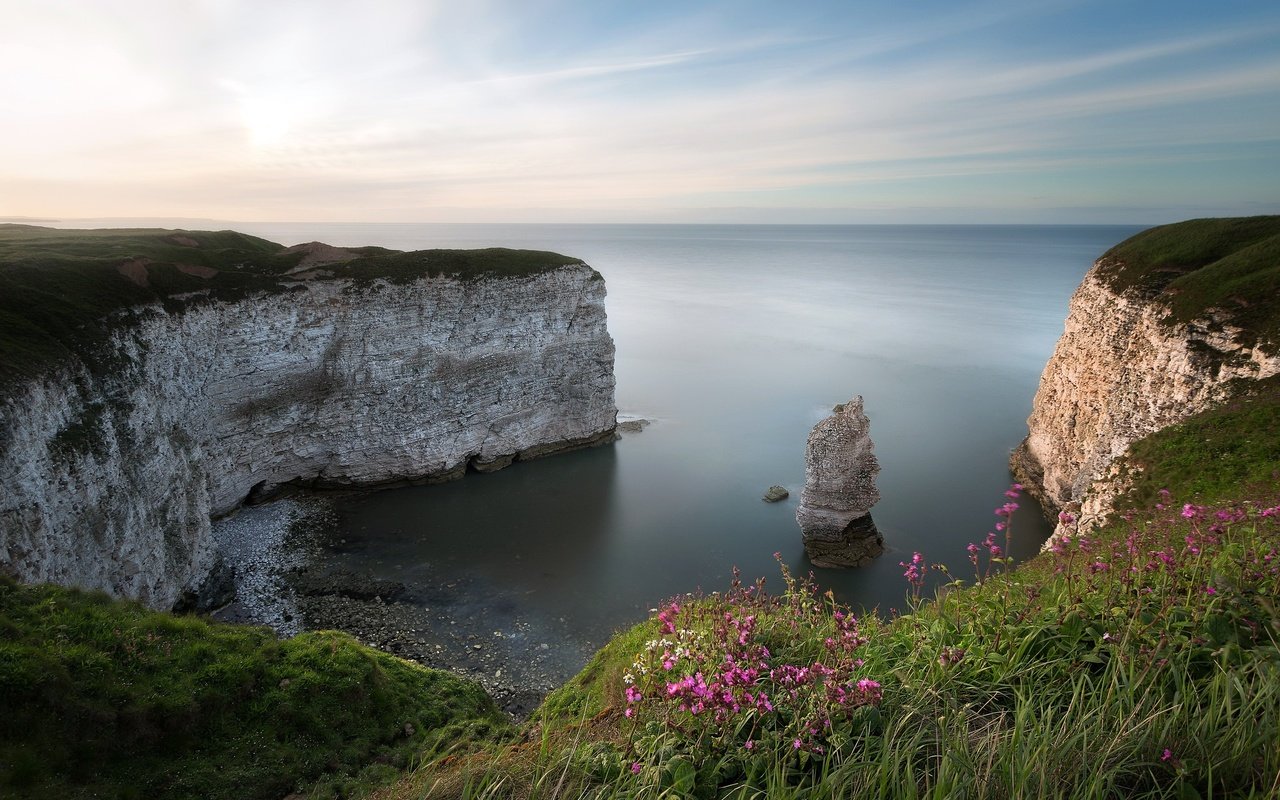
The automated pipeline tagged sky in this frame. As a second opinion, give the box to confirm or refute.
[2,0,1279,224]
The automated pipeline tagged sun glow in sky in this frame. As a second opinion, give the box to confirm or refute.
[3,0,1279,223]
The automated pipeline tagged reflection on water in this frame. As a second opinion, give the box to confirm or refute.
[230,223,1142,657]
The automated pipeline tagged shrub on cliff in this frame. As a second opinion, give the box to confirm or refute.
[0,579,510,799]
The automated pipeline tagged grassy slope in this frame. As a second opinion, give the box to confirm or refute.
[1114,374,1280,512]
[0,579,512,799]
[1094,215,1280,349]
[0,224,588,388]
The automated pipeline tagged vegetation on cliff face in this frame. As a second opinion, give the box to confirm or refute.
[1113,374,1280,514]
[0,579,511,799]
[1094,215,1280,349]
[0,224,589,387]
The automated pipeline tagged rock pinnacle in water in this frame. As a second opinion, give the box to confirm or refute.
[796,396,884,567]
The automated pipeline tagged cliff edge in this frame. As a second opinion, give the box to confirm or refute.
[0,226,617,608]
[1013,216,1280,540]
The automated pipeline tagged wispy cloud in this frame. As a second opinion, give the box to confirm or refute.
[1,0,1278,221]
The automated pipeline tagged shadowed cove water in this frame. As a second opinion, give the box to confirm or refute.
[226,223,1140,652]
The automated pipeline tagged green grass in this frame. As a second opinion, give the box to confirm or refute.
[1095,216,1280,349]
[1112,374,1280,513]
[0,579,512,799]
[0,224,590,388]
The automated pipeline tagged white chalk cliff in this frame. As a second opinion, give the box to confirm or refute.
[1013,250,1279,542]
[0,257,616,608]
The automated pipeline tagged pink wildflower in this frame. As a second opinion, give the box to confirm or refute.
[856,678,883,703]
[899,552,926,588]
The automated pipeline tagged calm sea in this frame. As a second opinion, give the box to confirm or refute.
[91,222,1146,659]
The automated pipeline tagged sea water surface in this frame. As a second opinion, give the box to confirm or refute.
[212,224,1142,651]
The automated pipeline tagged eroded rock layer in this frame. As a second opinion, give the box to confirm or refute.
[796,396,884,567]
[0,265,616,608]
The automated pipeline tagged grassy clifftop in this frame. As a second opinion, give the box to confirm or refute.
[0,578,511,799]
[1094,215,1280,349]
[0,224,588,387]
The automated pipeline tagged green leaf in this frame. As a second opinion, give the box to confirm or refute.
[1060,612,1085,641]
[1205,613,1234,646]
[664,756,697,795]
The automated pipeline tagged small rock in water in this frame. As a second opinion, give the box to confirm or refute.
[618,418,650,434]
[762,485,790,502]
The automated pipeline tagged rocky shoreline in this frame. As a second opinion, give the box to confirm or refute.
[212,497,594,718]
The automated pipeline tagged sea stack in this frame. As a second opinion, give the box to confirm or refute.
[796,396,884,567]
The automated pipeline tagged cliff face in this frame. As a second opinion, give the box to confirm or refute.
[0,265,616,609]
[1014,251,1279,540]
